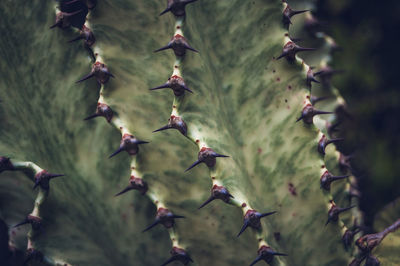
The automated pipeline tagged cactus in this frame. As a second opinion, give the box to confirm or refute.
[0,0,398,265]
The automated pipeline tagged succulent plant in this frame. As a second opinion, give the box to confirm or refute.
[0,0,398,266]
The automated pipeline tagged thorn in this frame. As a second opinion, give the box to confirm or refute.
[318,135,344,155]
[68,35,83,43]
[250,246,287,265]
[109,134,149,158]
[142,219,160,232]
[249,255,262,266]
[198,185,233,209]
[84,113,99,121]
[13,215,42,230]
[33,170,64,191]
[159,7,171,16]
[150,75,192,96]
[109,146,124,158]
[296,104,332,124]
[149,83,170,91]
[154,43,172,53]
[159,0,198,17]
[184,160,202,172]
[237,220,250,237]
[259,211,277,218]
[306,68,320,88]
[13,219,29,228]
[185,147,229,172]
[114,186,133,197]
[282,4,308,27]
[143,208,184,232]
[342,229,357,251]
[326,204,355,226]
[77,62,114,84]
[76,72,95,83]
[153,125,171,133]
[161,247,193,266]
[315,66,345,88]
[277,41,315,61]
[237,209,276,237]
[155,34,198,57]
[320,171,349,191]
[198,196,216,209]
[310,95,331,105]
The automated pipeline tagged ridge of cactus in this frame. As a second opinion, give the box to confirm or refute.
[0,0,397,265]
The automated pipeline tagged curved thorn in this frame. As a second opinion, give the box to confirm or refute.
[68,35,83,43]
[142,220,160,232]
[84,113,99,121]
[33,181,39,190]
[105,71,114,78]
[249,255,262,266]
[272,252,288,256]
[183,85,193,93]
[237,220,249,237]
[154,44,172,53]
[135,140,149,145]
[291,9,308,16]
[159,7,171,16]
[296,115,304,122]
[276,53,286,60]
[13,219,29,228]
[185,160,202,172]
[213,153,229,158]
[153,125,171,133]
[114,186,132,197]
[310,77,320,83]
[184,44,199,53]
[76,72,94,83]
[332,175,349,181]
[109,146,123,158]
[160,257,175,266]
[259,211,277,218]
[149,83,170,91]
[314,110,333,115]
[49,21,61,29]
[198,196,216,209]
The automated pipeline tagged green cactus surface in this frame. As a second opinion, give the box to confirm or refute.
[0,0,397,265]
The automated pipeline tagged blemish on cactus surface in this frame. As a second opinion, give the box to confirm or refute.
[288,182,297,196]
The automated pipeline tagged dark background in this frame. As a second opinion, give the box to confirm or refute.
[314,0,400,228]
